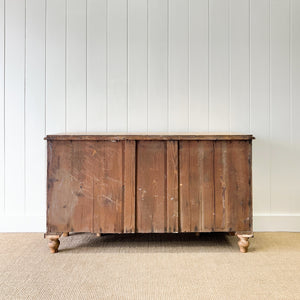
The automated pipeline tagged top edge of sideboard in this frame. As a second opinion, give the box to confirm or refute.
[44,133,255,141]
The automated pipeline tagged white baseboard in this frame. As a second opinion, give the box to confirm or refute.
[253,214,300,232]
[0,215,46,232]
[0,215,299,232]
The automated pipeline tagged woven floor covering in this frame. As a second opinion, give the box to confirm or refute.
[0,232,300,300]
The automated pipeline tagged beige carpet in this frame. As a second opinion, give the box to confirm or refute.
[0,232,300,300]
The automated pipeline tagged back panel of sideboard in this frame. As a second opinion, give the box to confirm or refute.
[179,140,252,233]
[136,141,178,233]
[47,140,136,233]
[47,139,252,234]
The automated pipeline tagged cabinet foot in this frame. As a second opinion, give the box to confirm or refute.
[236,233,253,253]
[45,235,60,253]
[96,233,101,237]
[62,232,69,237]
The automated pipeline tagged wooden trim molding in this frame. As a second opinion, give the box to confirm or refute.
[44,133,254,141]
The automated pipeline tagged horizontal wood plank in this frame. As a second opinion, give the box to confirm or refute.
[45,134,254,141]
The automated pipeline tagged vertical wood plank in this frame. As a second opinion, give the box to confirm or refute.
[70,141,94,231]
[86,0,107,132]
[136,141,178,233]
[250,0,271,214]
[128,0,147,132]
[47,141,93,232]
[93,141,124,233]
[46,0,66,134]
[124,140,136,233]
[66,0,87,132]
[169,0,189,132]
[291,0,300,213]
[136,141,165,232]
[5,0,25,215]
[214,141,229,230]
[209,0,230,132]
[179,141,214,232]
[25,0,46,216]
[230,0,250,133]
[107,0,127,132]
[270,0,290,213]
[47,141,72,232]
[166,141,178,232]
[214,141,252,232]
[189,0,209,132]
[0,0,4,215]
[148,0,168,132]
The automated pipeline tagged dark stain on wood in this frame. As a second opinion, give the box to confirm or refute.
[46,135,253,235]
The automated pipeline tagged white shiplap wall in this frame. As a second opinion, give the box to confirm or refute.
[0,0,300,232]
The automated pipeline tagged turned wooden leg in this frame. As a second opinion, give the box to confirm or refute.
[236,234,253,253]
[96,233,101,237]
[195,232,200,237]
[45,234,60,253]
[62,232,69,237]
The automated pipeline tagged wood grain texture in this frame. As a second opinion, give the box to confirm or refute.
[179,141,214,232]
[47,137,253,238]
[93,141,124,233]
[136,141,178,233]
[123,140,136,233]
[47,141,93,233]
[214,141,252,232]
[136,141,165,232]
[47,140,136,234]
[166,141,179,232]
[45,134,254,141]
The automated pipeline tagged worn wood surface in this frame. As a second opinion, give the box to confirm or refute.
[47,141,94,233]
[136,141,165,232]
[47,140,136,234]
[179,141,214,232]
[136,141,178,233]
[45,134,254,141]
[123,140,136,233]
[214,141,252,232]
[166,141,179,232]
[46,136,253,237]
[92,141,124,233]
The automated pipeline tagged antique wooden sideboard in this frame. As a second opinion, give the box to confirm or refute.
[44,134,254,253]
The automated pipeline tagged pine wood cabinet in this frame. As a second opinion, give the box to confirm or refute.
[45,134,254,253]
